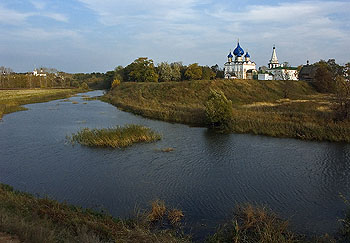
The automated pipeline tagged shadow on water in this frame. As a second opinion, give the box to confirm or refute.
[0,90,350,241]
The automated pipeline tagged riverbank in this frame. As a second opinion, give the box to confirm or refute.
[1,183,347,242]
[104,79,350,142]
[0,89,83,119]
[0,183,188,242]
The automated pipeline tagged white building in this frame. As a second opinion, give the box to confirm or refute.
[259,46,299,81]
[224,41,257,79]
[258,73,273,80]
[33,69,47,77]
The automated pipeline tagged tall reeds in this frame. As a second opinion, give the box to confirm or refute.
[69,124,161,148]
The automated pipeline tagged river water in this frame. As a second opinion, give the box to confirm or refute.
[1,90,350,240]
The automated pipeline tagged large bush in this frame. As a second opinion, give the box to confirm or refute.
[205,89,233,131]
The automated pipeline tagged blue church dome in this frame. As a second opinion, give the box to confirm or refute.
[233,42,244,56]
[245,52,250,58]
[228,52,233,58]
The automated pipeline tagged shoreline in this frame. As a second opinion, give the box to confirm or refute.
[0,88,86,120]
[103,80,350,143]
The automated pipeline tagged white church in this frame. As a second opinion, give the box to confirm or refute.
[224,41,299,81]
[258,46,299,81]
[224,41,257,79]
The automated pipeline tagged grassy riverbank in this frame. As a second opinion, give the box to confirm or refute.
[1,183,349,242]
[69,124,161,148]
[104,79,350,142]
[0,89,82,119]
[0,183,188,243]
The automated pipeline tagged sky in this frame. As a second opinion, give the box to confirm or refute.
[0,0,349,73]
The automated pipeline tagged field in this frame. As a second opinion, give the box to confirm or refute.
[104,79,350,142]
[0,89,80,119]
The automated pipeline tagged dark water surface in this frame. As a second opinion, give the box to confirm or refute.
[1,90,350,240]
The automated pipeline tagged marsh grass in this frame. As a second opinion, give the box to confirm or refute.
[0,183,189,243]
[105,80,350,142]
[147,200,184,227]
[69,124,161,148]
[207,204,299,243]
[0,89,80,119]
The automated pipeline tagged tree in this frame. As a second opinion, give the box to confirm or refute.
[202,66,216,80]
[170,62,182,81]
[344,62,350,82]
[205,89,233,131]
[158,62,173,82]
[334,77,350,121]
[80,82,89,90]
[313,60,336,93]
[211,64,224,79]
[124,57,159,82]
[185,63,202,80]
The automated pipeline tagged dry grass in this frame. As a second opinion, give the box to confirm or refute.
[104,80,350,142]
[148,200,167,222]
[207,204,299,243]
[0,89,79,119]
[168,209,184,225]
[68,124,162,148]
[0,183,189,243]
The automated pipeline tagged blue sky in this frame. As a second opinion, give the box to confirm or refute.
[0,0,349,73]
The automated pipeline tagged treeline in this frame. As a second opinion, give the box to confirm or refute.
[311,59,350,93]
[0,59,224,90]
[0,67,113,90]
[113,57,224,85]
[307,60,350,121]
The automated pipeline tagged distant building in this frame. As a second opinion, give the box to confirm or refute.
[298,61,317,82]
[258,73,273,80]
[33,69,47,77]
[258,46,299,81]
[224,41,257,79]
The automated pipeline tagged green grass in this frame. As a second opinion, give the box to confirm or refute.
[0,89,81,119]
[0,183,189,243]
[104,79,350,142]
[68,124,162,148]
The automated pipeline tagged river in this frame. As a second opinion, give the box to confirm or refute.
[1,90,349,241]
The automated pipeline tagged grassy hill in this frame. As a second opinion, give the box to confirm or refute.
[105,79,350,142]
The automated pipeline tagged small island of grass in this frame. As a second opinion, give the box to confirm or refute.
[69,124,161,148]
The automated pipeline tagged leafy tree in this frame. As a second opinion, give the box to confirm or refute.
[202,66,216,80]
[334,77,350,121]
[170,62,182,81]
[158,62,173,82]
[124,57,158,82]
[313,60,336,93]
[80,82,89,90]
[344,62,350,82]
[211,64,224,79]
[111,79,121,89]
[205,89,233,131]
[185,63,202,80]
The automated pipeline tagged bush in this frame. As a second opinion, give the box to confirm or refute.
[111,79,121,89]
[205,89,233,131]
[80,82,89,90]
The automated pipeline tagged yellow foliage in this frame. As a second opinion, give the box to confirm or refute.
[111,79,121,89]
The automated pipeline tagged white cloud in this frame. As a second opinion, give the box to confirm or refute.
[42,12,69,23]
[0,5,32,25]
[0,4,69,25]
[30,1,46,10]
